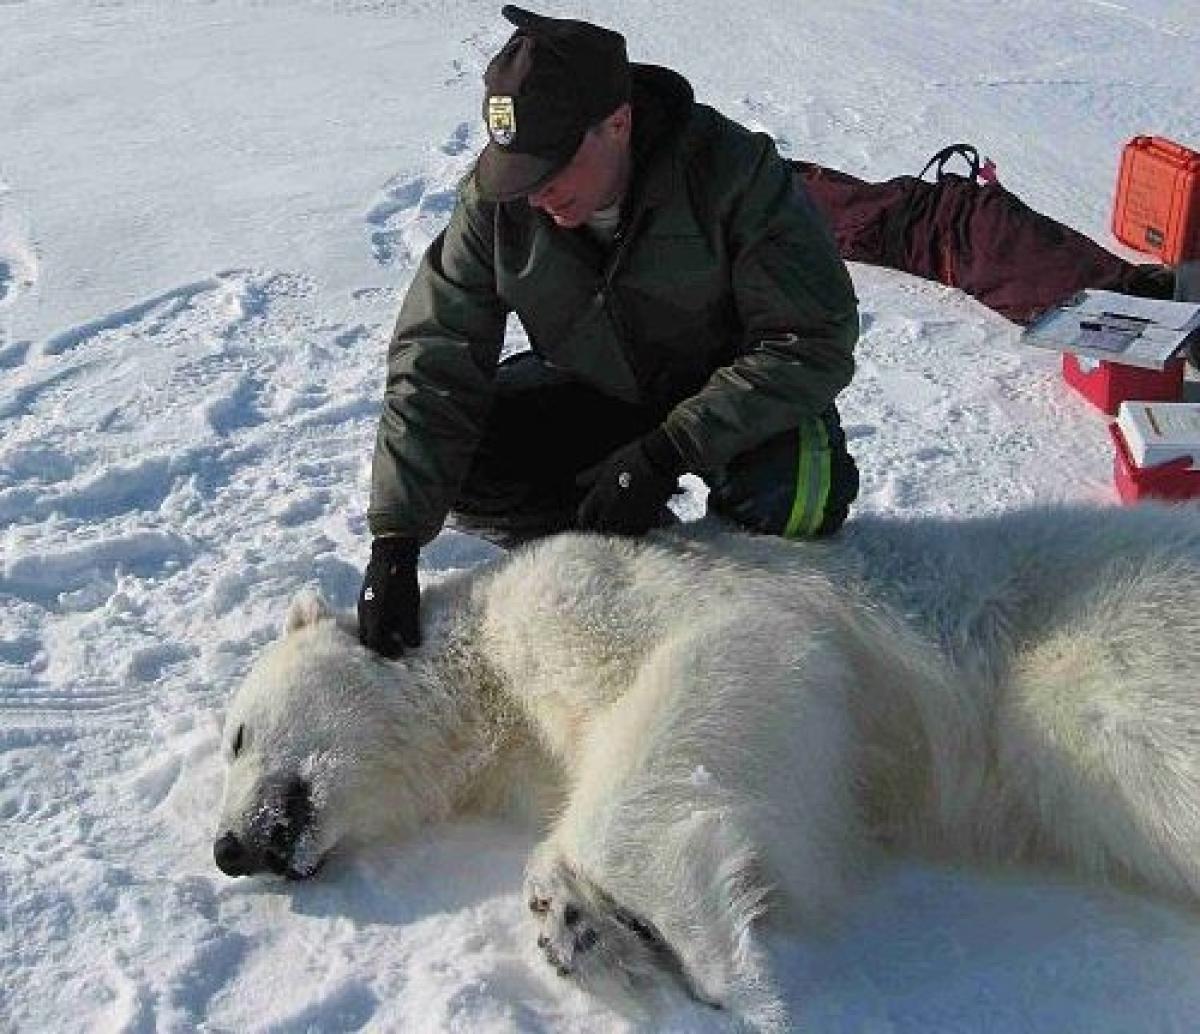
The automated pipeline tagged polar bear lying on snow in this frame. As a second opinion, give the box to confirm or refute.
[214,502,1200,1030]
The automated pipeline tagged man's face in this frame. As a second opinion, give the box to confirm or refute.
[527,105,632,229]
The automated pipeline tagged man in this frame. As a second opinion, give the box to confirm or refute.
[358,6,860,657]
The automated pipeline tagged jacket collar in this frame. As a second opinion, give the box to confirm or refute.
[627,63,696,212]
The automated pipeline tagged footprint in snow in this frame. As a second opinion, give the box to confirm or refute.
[165,929,253,1024]
[203,373,268,437]
[0,338,30,368]
[441,121,471,156]
[126,642,195,686]
[0,185,39,298]
[367,175,456,266]
[1,528,193,608]
[268,981,380,1034]
[366,125,473,266]
[0,193,40,354]
[39,271,290,358]
[131,751,183,810]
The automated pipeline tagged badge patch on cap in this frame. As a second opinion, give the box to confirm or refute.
[487,96,517,146]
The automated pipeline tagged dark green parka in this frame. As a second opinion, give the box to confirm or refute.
[369,64,859,542]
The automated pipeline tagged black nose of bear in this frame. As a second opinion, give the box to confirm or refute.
[213,831,253,876]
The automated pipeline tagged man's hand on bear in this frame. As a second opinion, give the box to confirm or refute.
[358,537,421,658]
[575,428,685,536]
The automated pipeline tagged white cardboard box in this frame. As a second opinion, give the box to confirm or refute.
[1115,401,1200,469]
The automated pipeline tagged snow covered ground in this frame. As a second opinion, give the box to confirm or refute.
[3,1,1199,1030]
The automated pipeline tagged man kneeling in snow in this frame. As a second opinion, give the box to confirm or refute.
[357,5,863,657]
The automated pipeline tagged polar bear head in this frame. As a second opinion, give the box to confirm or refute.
[213,591,464,880]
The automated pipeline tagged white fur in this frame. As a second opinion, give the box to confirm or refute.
[216,502,1200,1030]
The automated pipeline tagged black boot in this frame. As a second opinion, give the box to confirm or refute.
[445,503,577,549]
[1124,263,1175,300]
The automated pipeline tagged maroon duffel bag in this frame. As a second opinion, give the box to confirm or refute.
[794,144,1174,325]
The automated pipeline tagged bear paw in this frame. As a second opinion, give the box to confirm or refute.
[523,853,704,1006]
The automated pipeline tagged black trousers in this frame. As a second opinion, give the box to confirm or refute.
[451,353,859,543]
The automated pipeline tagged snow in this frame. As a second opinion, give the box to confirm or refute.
[3,0,1199,1030]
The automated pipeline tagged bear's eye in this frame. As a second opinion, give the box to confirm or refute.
[231,724,245,758]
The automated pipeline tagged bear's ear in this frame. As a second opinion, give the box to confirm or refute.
[283,590,334,635]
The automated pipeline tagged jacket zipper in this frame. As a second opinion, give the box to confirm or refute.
[599,209,646,336]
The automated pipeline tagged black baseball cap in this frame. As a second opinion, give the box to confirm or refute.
[476,6,631,201]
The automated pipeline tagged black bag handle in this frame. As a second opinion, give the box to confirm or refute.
[918,143,984,183]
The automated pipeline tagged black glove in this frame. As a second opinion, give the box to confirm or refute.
[575,428,685,536]
[358,537,421,658]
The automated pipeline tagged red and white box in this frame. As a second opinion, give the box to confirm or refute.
[1109,400,1200,503]
[1063,352,1185,415]
[1023,290,1200,414]
[1112,136,1200,265]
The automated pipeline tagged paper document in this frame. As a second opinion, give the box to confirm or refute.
[1022,290,1200,369]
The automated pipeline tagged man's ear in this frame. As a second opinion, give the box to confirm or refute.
[283,590,334,635]
[604,102,633,143]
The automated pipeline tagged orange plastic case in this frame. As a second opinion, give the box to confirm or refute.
[1112,136,1200,264]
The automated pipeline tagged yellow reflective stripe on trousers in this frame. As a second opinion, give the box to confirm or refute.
[783,418,832,538]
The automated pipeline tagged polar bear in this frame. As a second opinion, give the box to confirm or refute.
[214,502,1200,1030]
